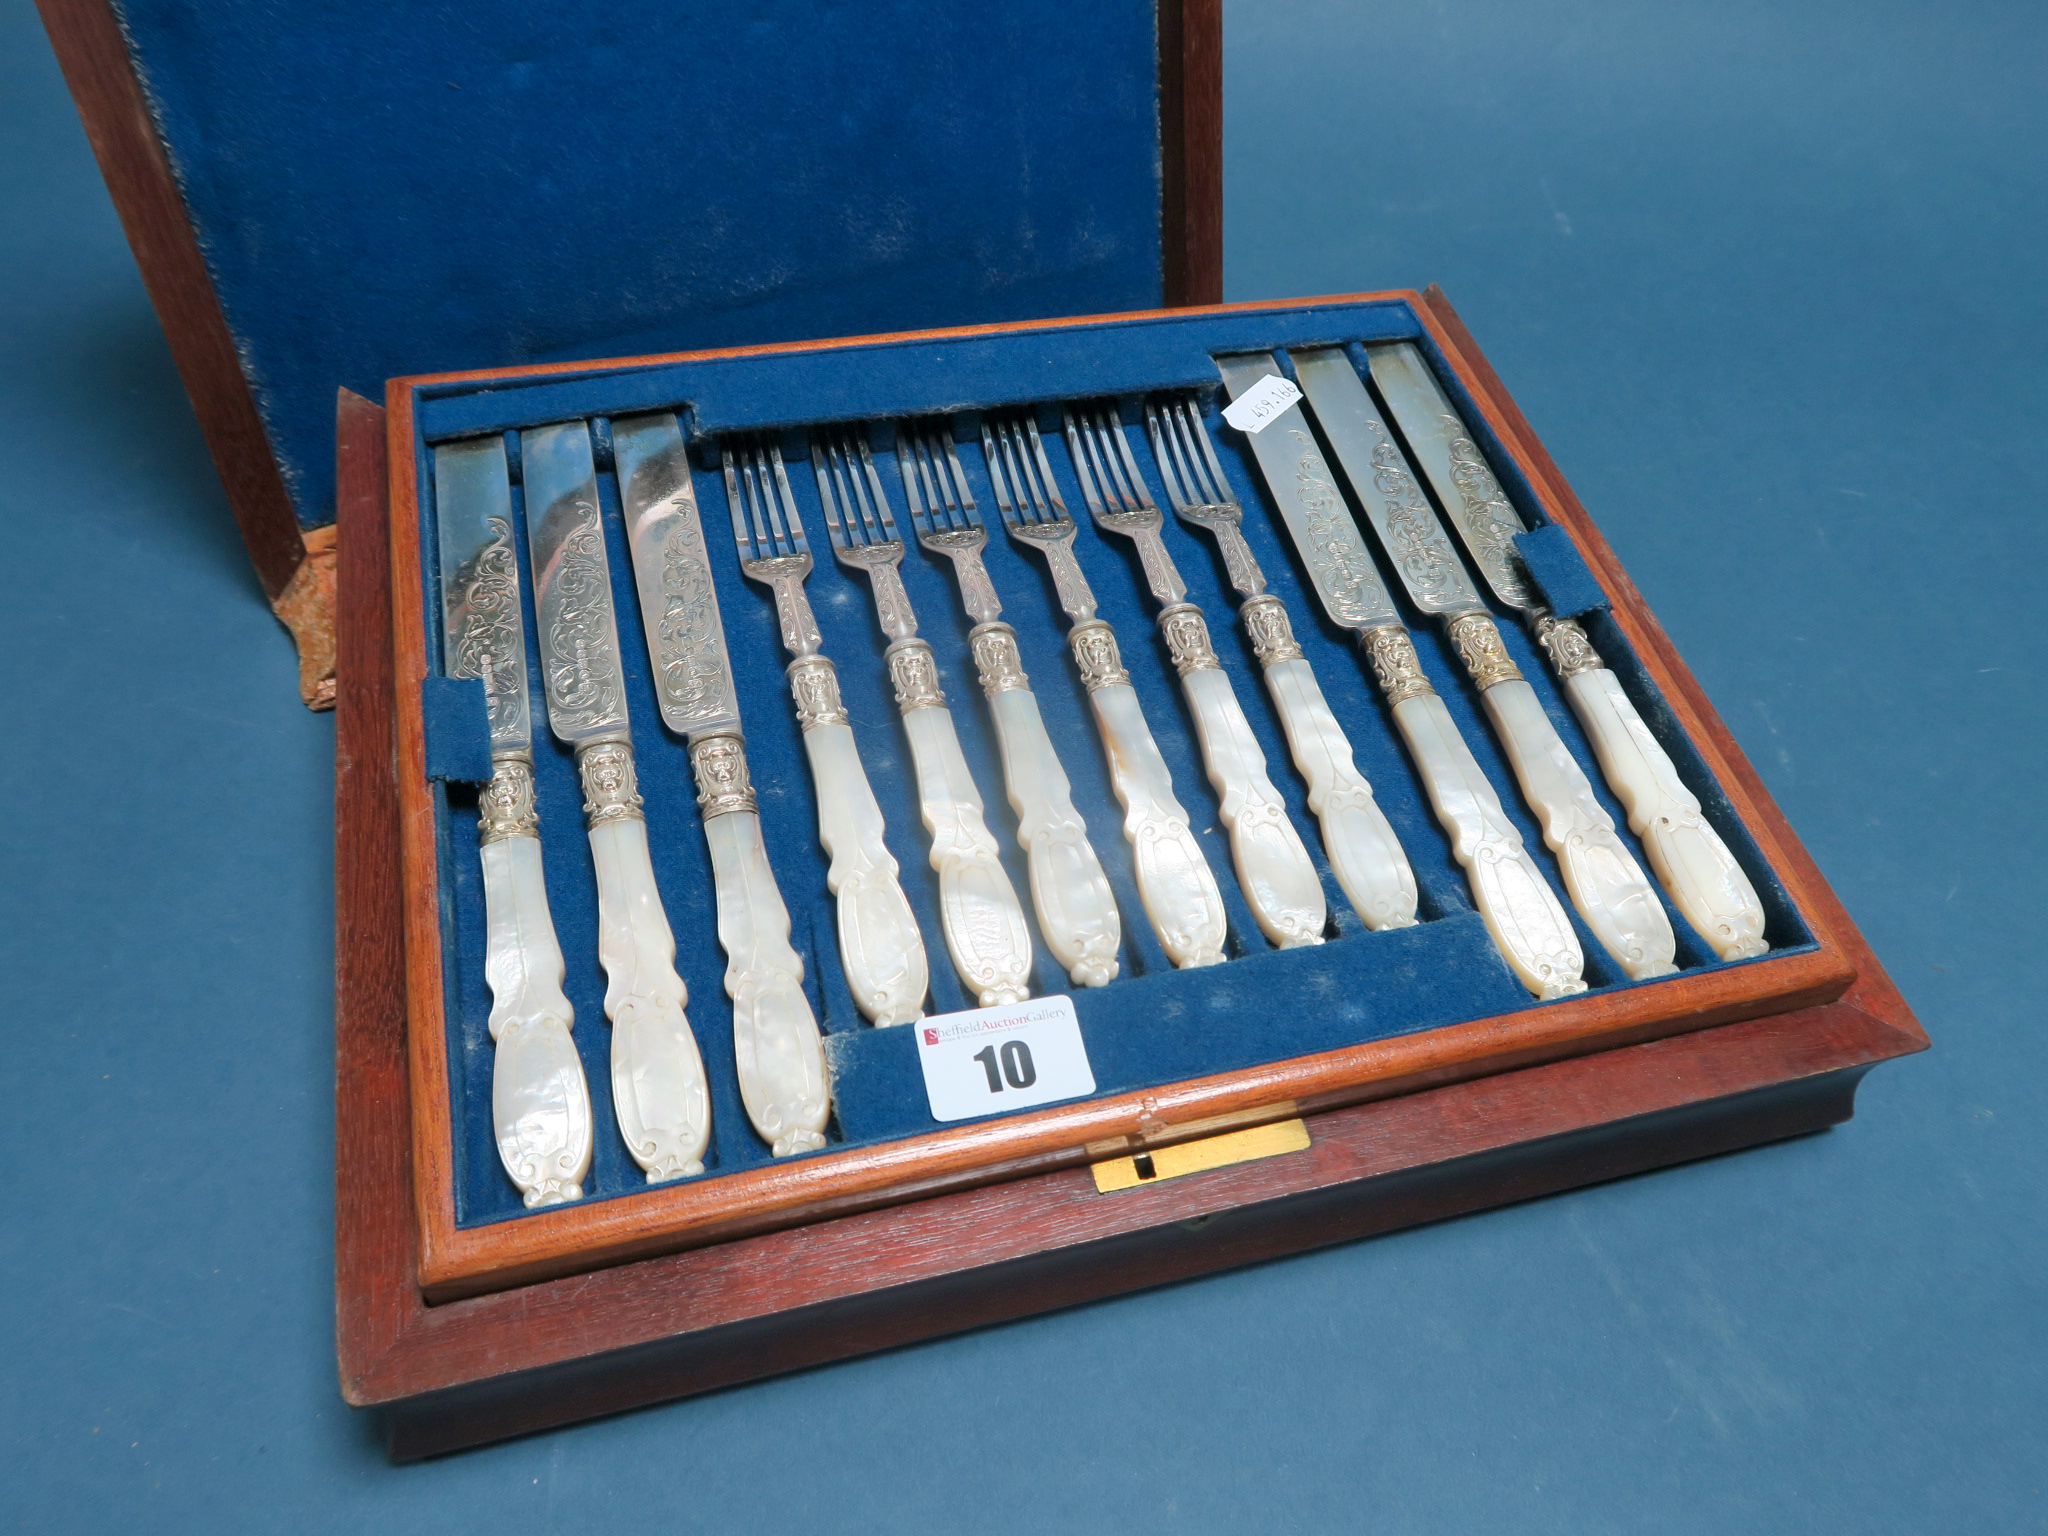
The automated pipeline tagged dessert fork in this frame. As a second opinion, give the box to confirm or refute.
[896,419,1121,987]
[1065,403,1327,950]
[811,427,1034,1005]
[1146,393,1419,933]
[981,412,1226,969]
[724,435,929,1025]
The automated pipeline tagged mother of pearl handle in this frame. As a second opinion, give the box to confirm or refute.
[577,740,713,1183]
[1364,628,1586,999]
[887,641,1034,1005]
[1069,620,1228,969]
[691,735,830,1154]
[1449,614,1677,980]
[1253,645,1419,932]
[477,754,594,1208]
[1158,606,1326,949]
[1539,621,1768,960]
[971,625,1121,988]
[787,655,929,1025]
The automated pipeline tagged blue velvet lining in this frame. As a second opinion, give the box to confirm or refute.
[420,677,493,785]
[110,0,1170,529]
[410,295,1813,1229]
[1512,525,1610,619]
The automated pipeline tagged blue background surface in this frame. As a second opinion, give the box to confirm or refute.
[3,0,2041,1528]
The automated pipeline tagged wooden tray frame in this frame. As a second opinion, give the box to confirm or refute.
[338,287,1925,1457]
[385,288,1862,1302]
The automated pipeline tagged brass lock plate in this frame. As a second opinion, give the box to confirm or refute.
[1090,1118,1311,1193]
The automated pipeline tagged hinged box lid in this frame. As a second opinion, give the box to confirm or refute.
[39,0,1219,703]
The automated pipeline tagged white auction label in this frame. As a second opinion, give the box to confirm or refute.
[1221,372,1303,434]
[913,995,1095,1122]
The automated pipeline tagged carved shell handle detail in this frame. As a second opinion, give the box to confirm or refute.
[699,804,831,1155]
[898,699,1036,1004]
[578,744,713,1182]
[1257,656,1419,931]
[1561,666,1769,960]
[1081,665,1228,969]
[1171,656,1327,949]
[476,757,594,1208]
[975,640,1121,987]
[791,657,929,1024]
[1474,675,1679,980]
[1362,634,1586,998]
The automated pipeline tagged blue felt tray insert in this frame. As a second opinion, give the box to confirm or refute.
[111,0,1170,530]
[411,295,1811,1228]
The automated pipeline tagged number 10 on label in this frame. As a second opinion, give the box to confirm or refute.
[913,996,1097,1122]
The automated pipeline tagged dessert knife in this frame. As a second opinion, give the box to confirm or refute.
[1357,340,1769,961]
[1213,356,1586,998]
[982,412,1228,969]
[1285,349,1677,980]
[896,420,1123,988]
[521,420,713,1180]
[1063,403,1328,950]
[812,427,1035,1006]
[433,435,593,1207]
[613,412,830,1154]
[1144,394,1419,933]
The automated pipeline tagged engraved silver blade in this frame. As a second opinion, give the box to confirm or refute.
[521,420,632,745]
[1214,353,1400,633]
[433,435,531,755]
[1362,340,1536,612]
[1289,347,1486,620]
[612,412,742,740]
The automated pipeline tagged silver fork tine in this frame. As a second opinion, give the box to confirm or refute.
[1182,397,1234,507]
[767,444,807,558]
[1064,407,1110,517]
[1146,399,1195,513]
[938,434,982,528]
[854,437,896,542]
[981,420,1021,524]
[1023,419,1066,520]
[1163,398,1210,503]
[831,435,872,546]
[895,427,930,533]
[725,447,757,561]
[811,438,851,548]
[1104,406,1158,510]
[913,428,950,529]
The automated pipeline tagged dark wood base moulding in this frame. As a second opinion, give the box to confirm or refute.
[334,288,1926,1460]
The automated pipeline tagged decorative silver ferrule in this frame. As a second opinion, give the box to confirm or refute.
[885,639,947,712]
[477,752,539,845]
[689,731,757,819]
[576,738,644,827]
[1157,603,1221,677]
[1534,613,1605,679]
[1069,619,1130,691]
[1239,594,1303,667]
[1364,626,1435,706]
[1447,612,1524,690]
[970,623,1029,695]
[787,654,849,731]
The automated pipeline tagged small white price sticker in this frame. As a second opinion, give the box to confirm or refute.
[1221,372,1303,435]
[913,995,1096,1122]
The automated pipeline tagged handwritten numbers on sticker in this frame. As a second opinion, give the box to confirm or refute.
[1221,373,1303,435]
[914,996,1095,1121]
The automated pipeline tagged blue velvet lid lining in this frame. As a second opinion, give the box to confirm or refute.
[411,294,1811,1229]
[111,0,1170,530]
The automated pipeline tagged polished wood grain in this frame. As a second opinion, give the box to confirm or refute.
[386,289,1864,1301]
[337,329,1924,1450]
[35,0,309,601]
[1159,0,1223,306]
